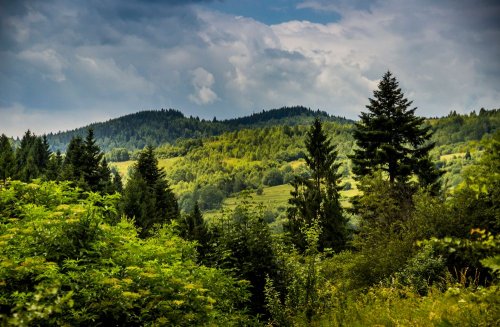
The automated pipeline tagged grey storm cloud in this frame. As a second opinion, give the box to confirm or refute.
[0,0,499,137]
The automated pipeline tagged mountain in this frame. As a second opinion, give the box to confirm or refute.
[46,106,352,152]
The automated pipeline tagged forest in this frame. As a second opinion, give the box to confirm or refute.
[0,72,499,326]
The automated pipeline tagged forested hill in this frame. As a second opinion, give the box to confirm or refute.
[46,106,351,152]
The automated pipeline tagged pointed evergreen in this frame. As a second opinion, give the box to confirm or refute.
[0,134,15,183]
[61,136,85,182]
[351,71,439,187]
[111,167,123,193]
[82,129,104,190]
[46,150,63,181]
[98,157,113,193]
[123,145,179,237]
[16,130,40,181]
[286,118,348,252]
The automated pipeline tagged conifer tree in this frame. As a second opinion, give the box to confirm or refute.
[111,168,123,193]
[82,129,104,190]
[61,135,85,182]
[351,71,440,187]
[0,134,15,183]
[123,146,179,237]
[286,118,347,252]
[46,150,63,181]
[16,130,41,181]
[178,202,210,261]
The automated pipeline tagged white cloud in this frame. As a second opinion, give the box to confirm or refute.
[189,67,218,105]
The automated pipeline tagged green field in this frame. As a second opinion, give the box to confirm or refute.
[111,157,181,181]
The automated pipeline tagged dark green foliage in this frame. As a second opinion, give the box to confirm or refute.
[106,147,130,162]
[14,130,51,181]
[82,129,104,190]
[0,134,15,182]
[111,168,123,193]
[286,118,348,252]
[262,168,284,186]
[60,130,114,193]
[427,108,499,146]
[209,204,278,316]
[46,150,63,181]
[46,107,352,152]
[177,203,211,262]
[351,71,439,186]
[123,146,179,237]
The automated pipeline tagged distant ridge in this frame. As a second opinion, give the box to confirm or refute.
[46,106,352,152]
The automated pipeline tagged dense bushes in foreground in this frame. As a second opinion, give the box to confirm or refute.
[0,181,251,325]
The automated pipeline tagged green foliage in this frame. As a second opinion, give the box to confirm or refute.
[420,229,500,283]
[59,130,115,193]
[106,147,130,162]
[351,71,439,187]
[286,118,348,252]
[209,202,278,316]
[14,131,51,182]
[319,284,500,326]
[177,203,211,262]
[0,181,251,325]
[427,108,500,146]
[46,106,352,152]
[0,134,15,182]
[123,146,179,237]
[265,222,336,325]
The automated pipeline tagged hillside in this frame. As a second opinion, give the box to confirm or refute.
[104,108,499,216]
[46,106,351,152]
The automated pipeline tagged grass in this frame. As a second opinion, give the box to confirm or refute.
[440,152,466,161]
[111,157,182,181]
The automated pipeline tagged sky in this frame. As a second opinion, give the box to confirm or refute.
[0,0,499,138]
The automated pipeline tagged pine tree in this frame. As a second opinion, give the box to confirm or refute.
[16,130,40,182]
[286,118,348,252]
[46,150,63,181]
[351,71,439,187]
[123,146,179,237]
[82,129,104,191]
[178,202,210,261]
[61,136,85,182]
[0,134,15,183]
[98,157,113,193]
[111,168,123,193]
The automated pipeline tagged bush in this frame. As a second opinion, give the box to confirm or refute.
[0,181,251,325]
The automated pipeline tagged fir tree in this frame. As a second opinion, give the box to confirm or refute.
[46,150,63,181]
[82,129,104,191]
[61,136,85,182]
[0,134,15,183]
[286,118,348,252]
[123,146,179,237]
[111,168,123,193]
[351,71,440,187]
[16,130,40,181]
[178,202,210,261]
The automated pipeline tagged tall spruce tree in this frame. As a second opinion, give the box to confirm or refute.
[61,135,85,183]
[82,129,104,191]
[46,150,63,181]
[123,146,179,237]
[15,130,46,182]
[351,71,439,188]
[0,134,15,183]
[286,118,348,252]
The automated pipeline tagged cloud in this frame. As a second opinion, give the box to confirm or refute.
[19,48,66,82]
[0,0,499,137]
[189,67,218,105]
